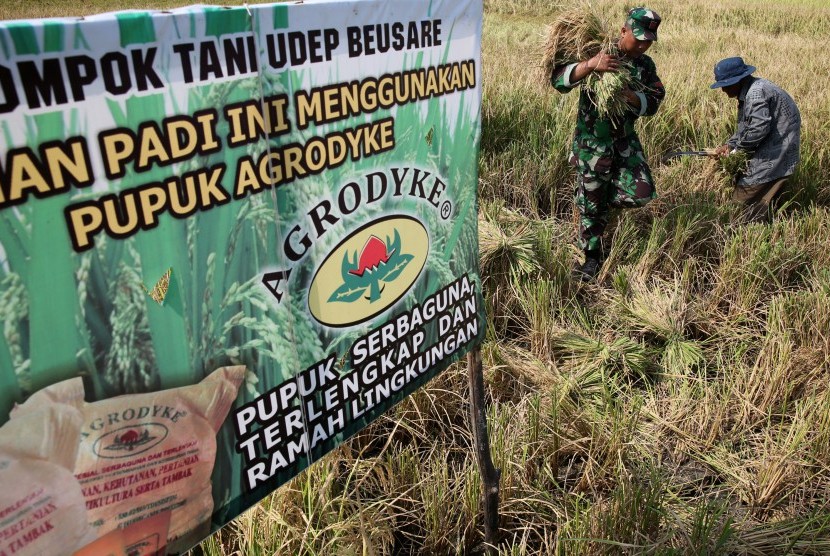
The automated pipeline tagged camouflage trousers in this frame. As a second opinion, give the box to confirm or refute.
[570,133,656,252]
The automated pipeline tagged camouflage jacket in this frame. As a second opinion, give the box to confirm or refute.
[551,52,665,148]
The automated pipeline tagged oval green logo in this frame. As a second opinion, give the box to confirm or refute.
[309,215,429,327]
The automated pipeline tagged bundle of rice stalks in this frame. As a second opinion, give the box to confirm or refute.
[539,7,635,120]
[478,204,542,279]
[716,150,750,183]
[540,9,608,75]
[585,49,634,120]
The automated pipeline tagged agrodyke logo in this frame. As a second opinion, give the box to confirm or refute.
[92,423,169,459]
[309,215,429,327]
[334,230,411,303]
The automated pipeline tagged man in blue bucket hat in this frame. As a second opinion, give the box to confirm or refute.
[710,56,801,223]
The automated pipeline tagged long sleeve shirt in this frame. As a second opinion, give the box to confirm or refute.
[727,76,801,186]
[551,52,665,149]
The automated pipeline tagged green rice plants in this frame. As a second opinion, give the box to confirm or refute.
[0,273,26,420]
[555,461,667,554]
[103,262,157,393]
[597,463,667,550]
[662,339,706,376]
[584,47,636,122]
[686,498,735,555]
[733,509,830,555]
[511,276,559,356]
[554,494,594,555]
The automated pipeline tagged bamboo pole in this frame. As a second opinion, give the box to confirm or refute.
[467,347,501,553]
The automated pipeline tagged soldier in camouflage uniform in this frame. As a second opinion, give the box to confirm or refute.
[551,7,665,281]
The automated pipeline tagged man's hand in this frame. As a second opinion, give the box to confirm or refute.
[587,51,621,73]
[570,52,620,83]
[621,88,640,109]
[714,144,731,156]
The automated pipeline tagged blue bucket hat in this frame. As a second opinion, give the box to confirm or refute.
[710,57,756,89]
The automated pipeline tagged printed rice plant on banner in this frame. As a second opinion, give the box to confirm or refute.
[0,0,484,554]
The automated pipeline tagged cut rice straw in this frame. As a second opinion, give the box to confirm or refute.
[539,9,610,78]
[538,6,638,120]
[717,150,750,182]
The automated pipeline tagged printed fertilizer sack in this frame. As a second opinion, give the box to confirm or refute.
[0,403,94,556]
[11,366,246,555]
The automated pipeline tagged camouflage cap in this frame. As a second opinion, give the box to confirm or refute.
[626,7,661,41]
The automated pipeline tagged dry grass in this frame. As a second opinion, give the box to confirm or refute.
[538,8,609,80]
[0,0,231,20]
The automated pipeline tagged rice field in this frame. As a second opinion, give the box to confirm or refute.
[4,0,830,554]
[195,0,830,553]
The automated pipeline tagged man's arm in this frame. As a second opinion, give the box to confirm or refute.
[732,88,773,151]
[551,52,621,93]
[631,56,665,117]
[726,131,740,150]
[715,129,740,155]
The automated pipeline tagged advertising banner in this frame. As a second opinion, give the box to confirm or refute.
[0,0,484,554]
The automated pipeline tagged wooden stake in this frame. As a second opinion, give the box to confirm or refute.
[467,347,500,553]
